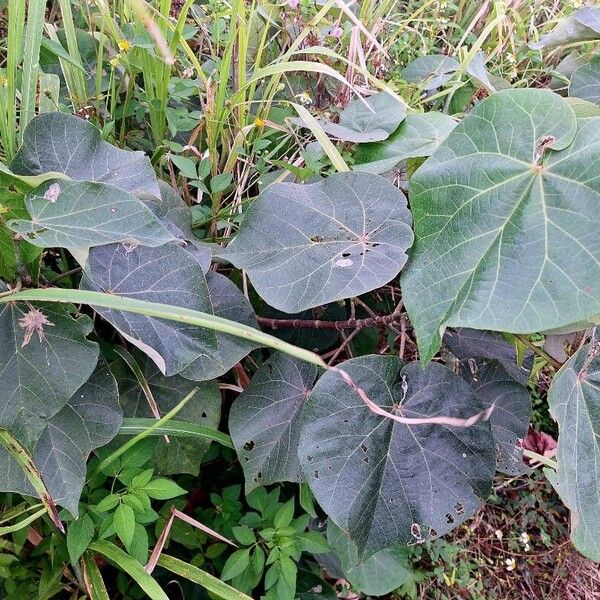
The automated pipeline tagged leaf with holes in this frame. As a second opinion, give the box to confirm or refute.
[112,351,221,475]
[354,112,457,174]
[547,341,600,561]
[11,112,160,197]
[0,359,121,515]
[229,353,319,492]
[298,355,495,556]
[220,172,413,313]
[570,57,600,106]
[326,520,411,596]
[8,180,175,249]
[402,89,600,364]
[294,92,406,143]
[81,242,218,376]
[0,281,99,446]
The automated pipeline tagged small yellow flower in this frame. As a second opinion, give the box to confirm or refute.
[118,39,132,52]
[254,117,266,128]
[0,75,7,87]
[109,54,121,67]
[505,558,516,572]
[295,91,313,105]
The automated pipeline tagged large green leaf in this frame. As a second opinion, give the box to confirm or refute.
[354,112,457,174]
[530,7,600,50]
[229,353,319,492]
[570,57,600,105]
[180,272,260,381]
[298,356,495,556]
[402,89,600,364]
[326,519,411,596]
[81,242,218,376]
[0,281,99,445]
[11,112,160,197]
[402,55,459,90]
[0,360,121,516]
[113,352,221,475]
[8,180,175,249]
[294,92,406,143]
[221,172,414,313]
[547,341,600,561]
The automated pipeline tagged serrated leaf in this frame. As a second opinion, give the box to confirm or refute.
[67,514,95,564]
[326,519,411,596]
[402,55,459,90]
[298,356,495,556]
[547,341,600,561]
[530,7,600,50]
[232,526,256,546]
[294,92,407,143]
[570,56,600,105]
[402,89,600,364]
[229,353,318,492]
[11,112,160,197]
[81,243,217,376]
[221,172,413,313]
[114,503,136,549]
[354,112,457,174]
[114,351,221,475]
[8,180,175,249]
[143,478,186,500]
[221,548,251,581]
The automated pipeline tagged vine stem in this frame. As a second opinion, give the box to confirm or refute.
[514,334,562,370]
[522,448,558,470]
[0,288,493,429]
[256,312,405,331]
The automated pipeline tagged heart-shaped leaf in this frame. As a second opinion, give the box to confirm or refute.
[402,89,600,364]
[229,353,319,492]
[11,112,160,197]
[180,272,260,381]
[570,57,600,105]
[221,172,414,313]
[294,92,407,143]
[0,359,121,516]
[547,341,600,560]
[298,356,495,556]
[113,351,221,475]
[0,281,99,445]
[8,180,175,249]
[354,112,457,174]
[81,243,217,376]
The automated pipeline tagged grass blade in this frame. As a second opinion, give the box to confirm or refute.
[83,551,110,600]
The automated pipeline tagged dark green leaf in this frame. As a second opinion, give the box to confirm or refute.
[221,548,251,581]
[298,356,495,556]
[67,513,95,564]
[114,503,135,549]
[221,172,413,313]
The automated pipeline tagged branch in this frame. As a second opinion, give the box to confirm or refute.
[257,312,405,331]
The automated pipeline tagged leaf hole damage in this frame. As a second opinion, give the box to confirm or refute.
[243,440,255,452]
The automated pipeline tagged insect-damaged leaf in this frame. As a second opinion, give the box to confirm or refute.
[0,281,99,445]
[220,172,413,313]
[8,180,175,250]
[293,92,407,143]
[547,341,600,561]
[298,356,495,556]
[570,56,600,106]
[11,112,160,197]
[81,243,218,377]
[402,89,600,364]
[112,351,221,475]
[229,353,319,492]
[0,360,122,516]
[354,112,457,174]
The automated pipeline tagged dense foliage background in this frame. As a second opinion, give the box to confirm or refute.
[1,1,600,599]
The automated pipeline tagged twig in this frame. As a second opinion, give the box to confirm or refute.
[257,312,406,331]
[515,334,562,370]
